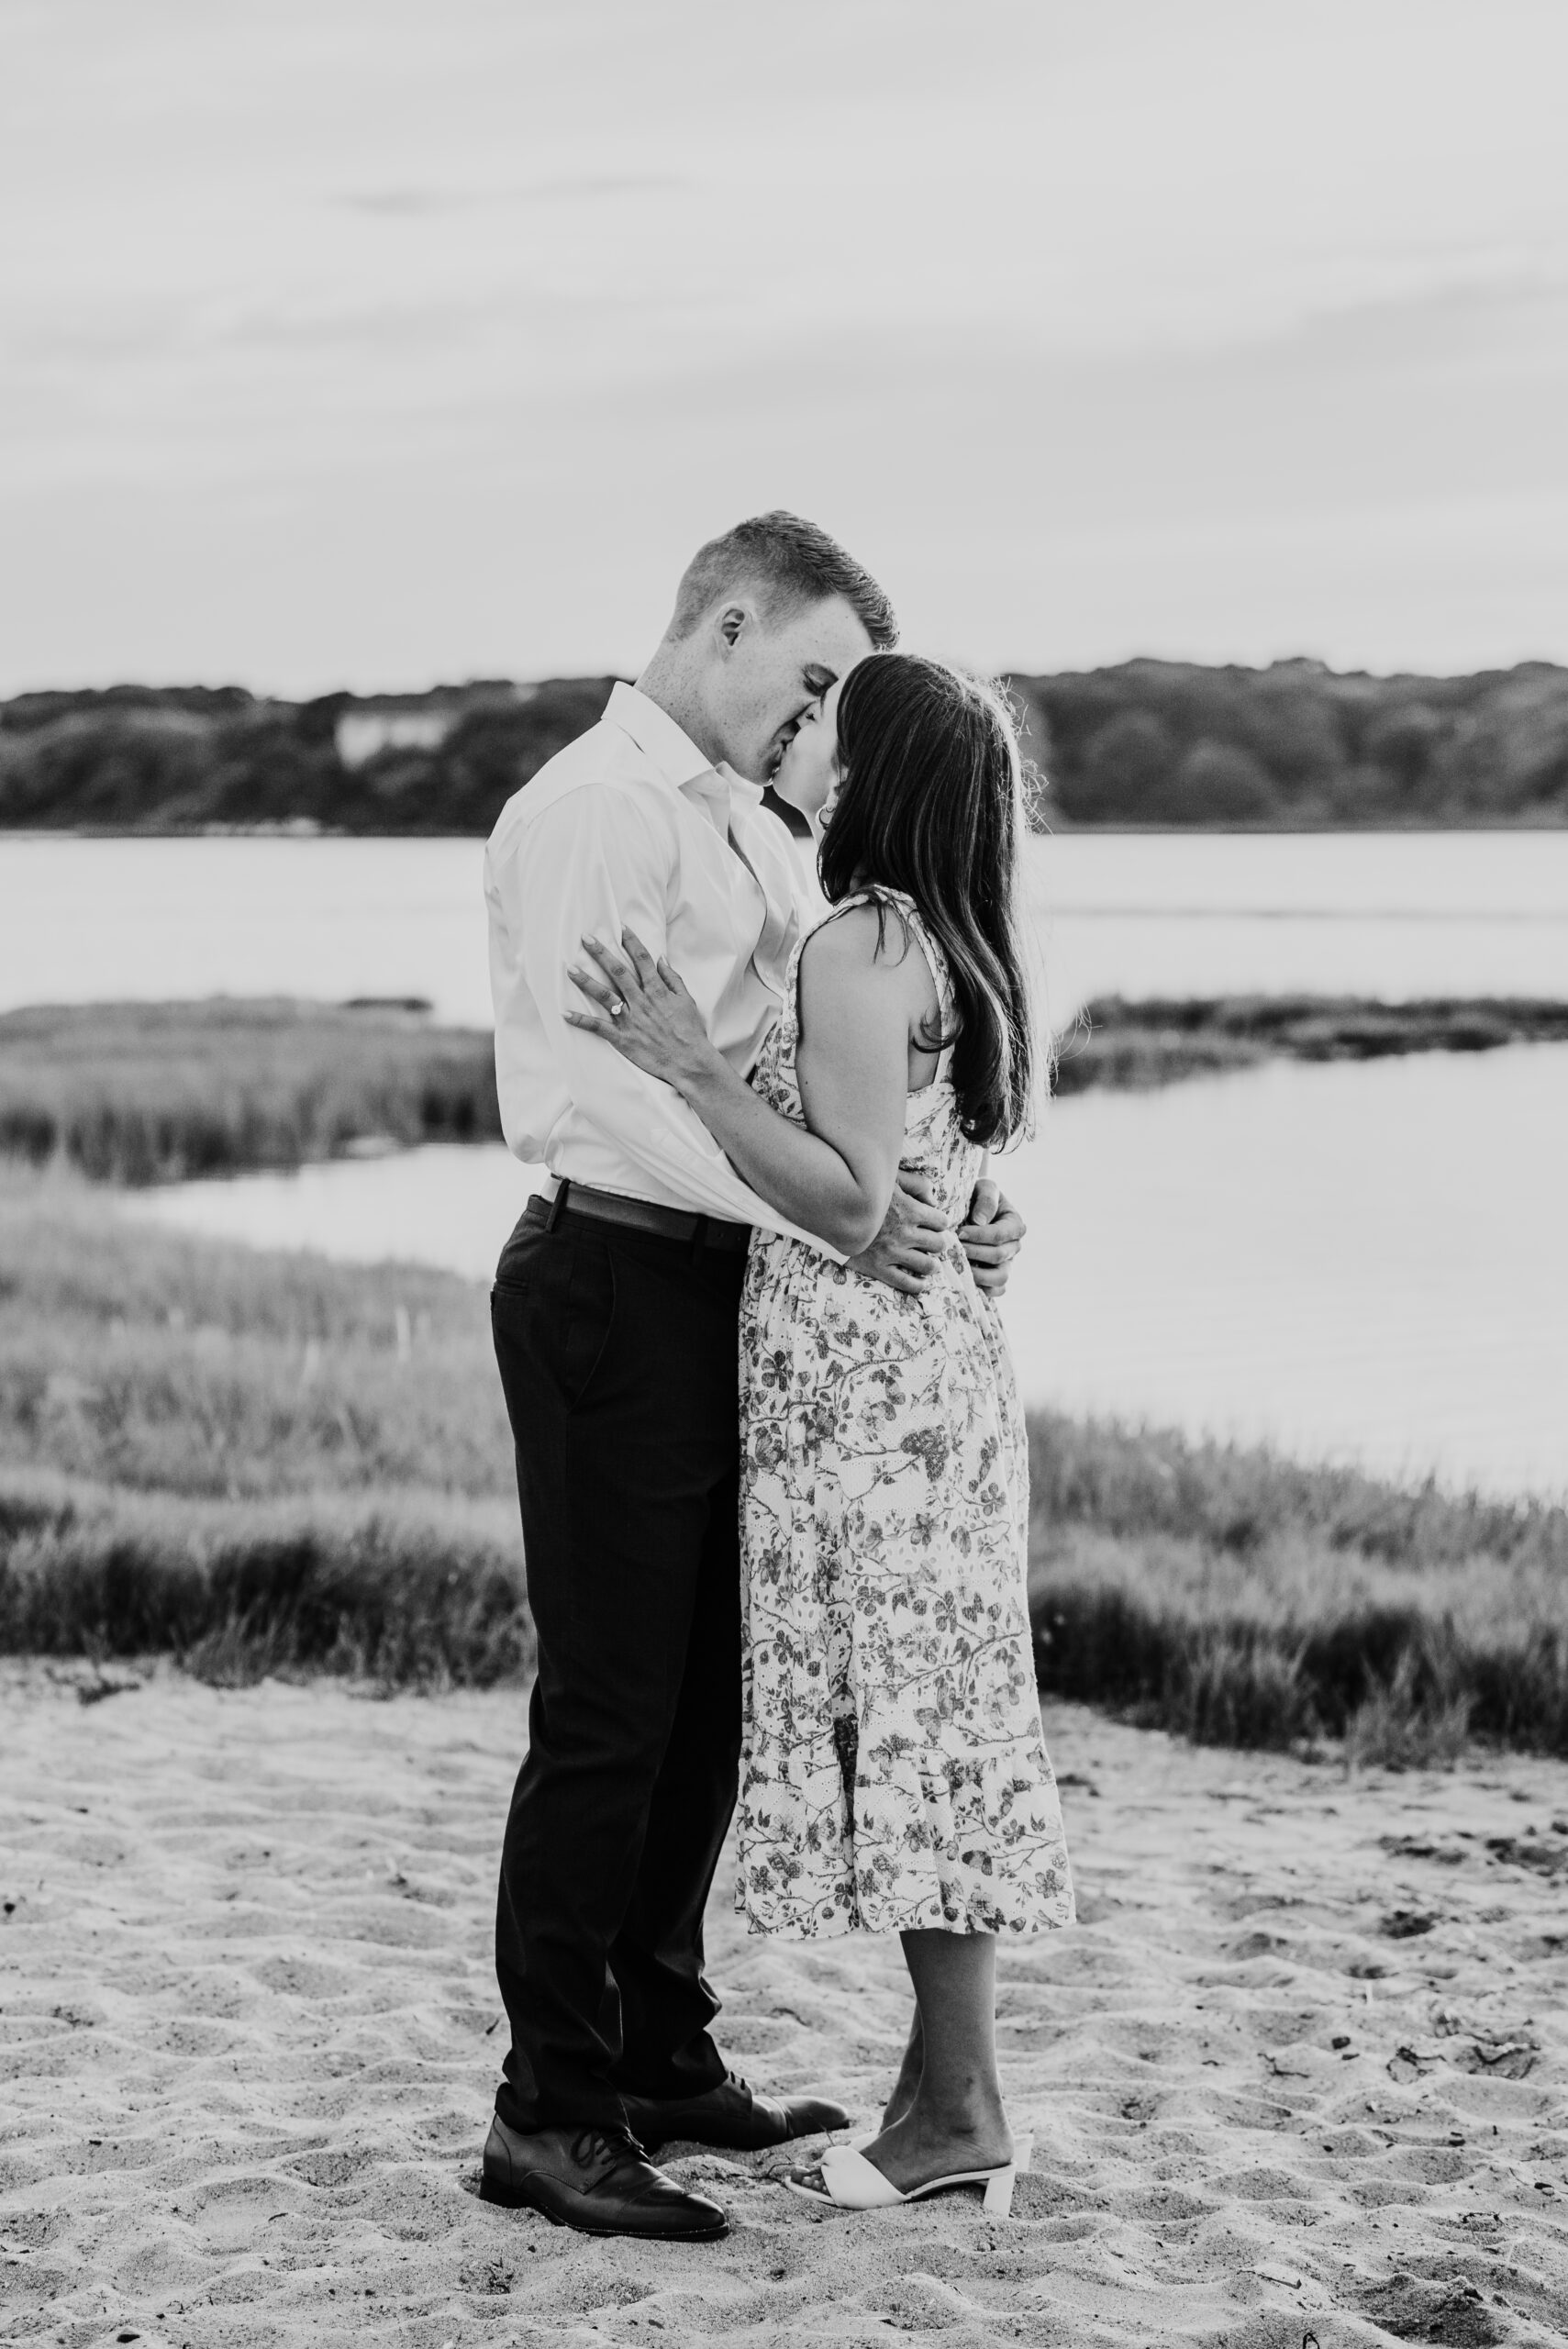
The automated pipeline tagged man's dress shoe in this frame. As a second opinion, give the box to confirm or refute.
[480,2119,727,2240]
[618,2070,850,2154]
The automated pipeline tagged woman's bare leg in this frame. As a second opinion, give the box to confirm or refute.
[861,1930,1011,2193]
[879,2004,924,2130]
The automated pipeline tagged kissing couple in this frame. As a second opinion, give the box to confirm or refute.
[479,512,1074,2240]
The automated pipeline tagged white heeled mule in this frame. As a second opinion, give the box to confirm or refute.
[784,2143,1018,2216]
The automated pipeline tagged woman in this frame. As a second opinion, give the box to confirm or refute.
[566,652,1073,2215]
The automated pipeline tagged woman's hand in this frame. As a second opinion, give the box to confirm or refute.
[565,929,720,1096]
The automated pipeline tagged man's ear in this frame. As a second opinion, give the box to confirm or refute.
[715,602,751,653]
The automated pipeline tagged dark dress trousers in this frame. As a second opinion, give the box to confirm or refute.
[490,1192,748,2132]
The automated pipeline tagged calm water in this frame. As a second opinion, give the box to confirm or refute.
[6,829,1566,1497]
[122,1042,1568,1502]
[5,829,1568,1023]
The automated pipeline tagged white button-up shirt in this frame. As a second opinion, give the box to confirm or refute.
[484,682,831,1250]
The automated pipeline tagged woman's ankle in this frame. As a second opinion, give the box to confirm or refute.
[900,2091,1010,2154]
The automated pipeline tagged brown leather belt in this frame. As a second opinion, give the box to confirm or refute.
[525,1178,751,1253]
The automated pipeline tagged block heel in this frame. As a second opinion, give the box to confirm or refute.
[982,2165,1016,2216]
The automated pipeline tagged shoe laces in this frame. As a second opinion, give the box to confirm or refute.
[570,2123,648,2176]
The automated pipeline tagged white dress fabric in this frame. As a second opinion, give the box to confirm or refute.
[735,891,1075,1940]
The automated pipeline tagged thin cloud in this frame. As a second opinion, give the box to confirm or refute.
[333,174,687,216]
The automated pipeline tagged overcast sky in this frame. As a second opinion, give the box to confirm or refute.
[4,0,1566,694]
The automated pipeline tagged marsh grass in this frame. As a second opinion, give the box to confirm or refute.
[1028,1415,1568,1758]
[3,1164,1564,1751]
[1053,994,1568,1096]
[0,1163,511,1498]
[7,997,1568,1192]
[0,1163,524,1683]
[0,998,500,1183]
[0,1467,529,1687]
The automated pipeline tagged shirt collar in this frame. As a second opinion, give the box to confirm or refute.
[606,682,715,790]
[606,681,765,815]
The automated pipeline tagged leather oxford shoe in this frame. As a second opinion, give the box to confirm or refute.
[479,2118,728,2240]
[618,2069,850,2154]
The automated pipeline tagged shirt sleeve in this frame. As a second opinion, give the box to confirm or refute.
[500,787,841,1255]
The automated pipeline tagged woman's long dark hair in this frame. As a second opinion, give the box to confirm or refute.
[817,652,1037,1150]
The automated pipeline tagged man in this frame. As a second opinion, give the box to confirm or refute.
[480,513,1027,2240]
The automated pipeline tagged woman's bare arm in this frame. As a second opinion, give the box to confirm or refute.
[565,909,931,1256]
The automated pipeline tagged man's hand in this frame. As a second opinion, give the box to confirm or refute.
[957,1177,1026,1297]
[848,1171,950,1296]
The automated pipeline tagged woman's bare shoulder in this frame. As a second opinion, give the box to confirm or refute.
[799,901,935,1012]
[802,900,890,965]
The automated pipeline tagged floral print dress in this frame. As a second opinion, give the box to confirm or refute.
[735,890,1075,1940]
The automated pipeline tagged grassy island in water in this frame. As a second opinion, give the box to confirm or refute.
[6,994,1568,1185]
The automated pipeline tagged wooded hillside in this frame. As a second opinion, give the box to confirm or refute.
[1008,658,1568,826]
[3,660,1564,831]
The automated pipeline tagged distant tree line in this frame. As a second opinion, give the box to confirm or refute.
[0,679,618,834]
[2,660,1565,832]
[1009,659,1568,827]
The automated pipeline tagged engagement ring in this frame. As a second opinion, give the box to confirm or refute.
[609,998,626,1018]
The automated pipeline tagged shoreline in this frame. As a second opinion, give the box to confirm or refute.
[7,815,1568,838]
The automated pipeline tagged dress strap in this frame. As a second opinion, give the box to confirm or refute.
[800,889,956,1078]
[806,886,881,931]
[895,899,955,1035]
[805,887,949,993]
[784,888,878,1000]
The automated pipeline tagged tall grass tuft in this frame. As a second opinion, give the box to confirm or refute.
[1343,1648,1474,1772]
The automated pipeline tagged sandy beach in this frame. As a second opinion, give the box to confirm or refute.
[2,1669,1564,2349]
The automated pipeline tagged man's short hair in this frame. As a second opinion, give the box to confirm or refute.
[669,511,898,648]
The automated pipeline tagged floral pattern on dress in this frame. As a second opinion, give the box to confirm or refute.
[736,891,1075,1940]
